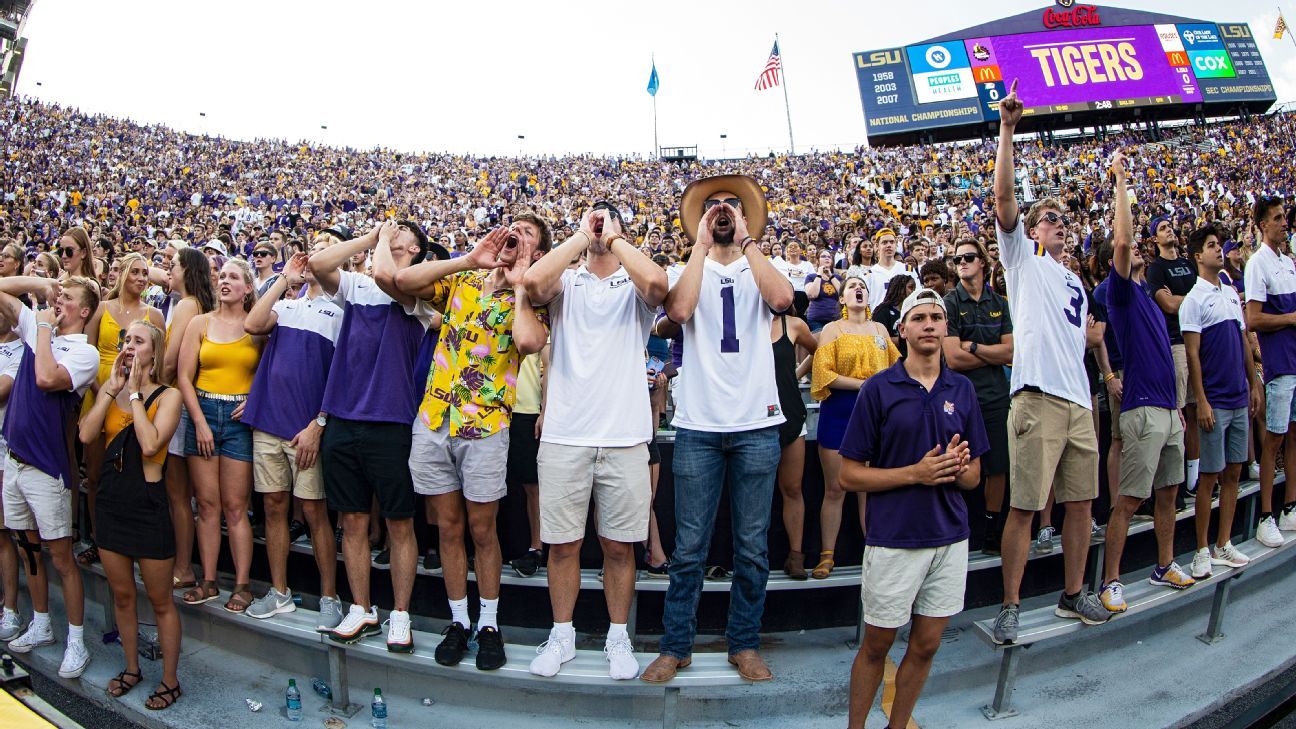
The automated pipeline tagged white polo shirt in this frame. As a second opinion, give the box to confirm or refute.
[541,265,655,447]
[998,218,1091,409]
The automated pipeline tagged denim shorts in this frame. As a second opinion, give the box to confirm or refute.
[1265,375,1296,434]
[185,394,253,462]
[1199,406,1249,474]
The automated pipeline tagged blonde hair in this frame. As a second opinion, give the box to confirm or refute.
[35,252,62,278]
[125,319,165,381]
[1024,197,1066,233]
[108,253,148,301]
[63,275,101,317]
[222,257,258,312]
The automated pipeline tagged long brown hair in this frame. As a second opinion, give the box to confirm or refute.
[61,227,97,279]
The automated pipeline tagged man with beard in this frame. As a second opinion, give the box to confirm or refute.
[394,214,550,671]
[0,275,100,678]
[522,204,666,680]
[1146,215,1200,494]
[641,175,793,683]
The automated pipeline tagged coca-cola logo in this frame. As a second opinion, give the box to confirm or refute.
[1043,5,1102,29]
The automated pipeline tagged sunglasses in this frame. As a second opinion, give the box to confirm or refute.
[954,252,981,264]
[59,247,77,257]
[253,250,274,258]
[1039,211,1072,227]
[703,198,742,211]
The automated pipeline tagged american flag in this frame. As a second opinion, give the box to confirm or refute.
[754,41,782,91]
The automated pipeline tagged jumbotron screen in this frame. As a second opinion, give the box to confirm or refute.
[854,5,1274,142]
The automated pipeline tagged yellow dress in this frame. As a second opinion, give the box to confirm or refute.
[810,329,900,402]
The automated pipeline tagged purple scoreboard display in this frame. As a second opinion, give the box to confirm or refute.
[854,5,1274,141]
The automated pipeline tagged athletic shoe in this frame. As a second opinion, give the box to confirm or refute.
[1191,548,1213,579]
[1031,526,1056,555]
[1149,562,1195,590]
[246,588,295,620]
[475,626,506,671]
[991,604,1019,645]
[373,548,390,566]
[1100,581,1127,613]
[329,604,379,644]
[1212,541,1250,568]
[423,550,442,574]
[981,529,1001,556]
[1279,505,1296,532]
[288,519,307,543]
[7,621,54,653]
[1090,518,1105,539]
[316,596,344,633]
[0,610,22,642]
[1257,516,1285,548]
[644,559,672,579]
[1055,590,1112,625]
[529,628,576,677]
[434,622,470,666]
[1249,462,1261,480]
[58,641,90,678]
[605,635,639,680]
[385,610,414,654]
[511,549,542,578]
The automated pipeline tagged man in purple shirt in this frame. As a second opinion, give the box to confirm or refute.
[1099,152,1195,616]
[838,287,987,729]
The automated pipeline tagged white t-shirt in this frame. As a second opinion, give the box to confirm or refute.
[0,338,23,455]
[867,260,918,311]
[541,265,655,447]
[998,219,1091,409]
[671,257,785,432]
[774,257,814,292]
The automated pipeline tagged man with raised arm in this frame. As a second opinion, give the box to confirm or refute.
[522,204,667,680]
[990,80,1109,645]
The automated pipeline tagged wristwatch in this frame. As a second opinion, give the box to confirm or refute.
[129,391,143,403]
[315,413,328,428]
[969,342,979,355]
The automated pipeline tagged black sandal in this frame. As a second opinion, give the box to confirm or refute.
[107,669,142,697]
[76,542,100,566]
[144,681,182,710]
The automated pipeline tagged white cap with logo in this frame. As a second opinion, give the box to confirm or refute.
[900,287,946,323]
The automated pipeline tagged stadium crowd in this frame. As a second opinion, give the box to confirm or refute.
[0,89,1294,726]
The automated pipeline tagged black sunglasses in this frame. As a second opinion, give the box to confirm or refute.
[1040,211,1072,227]
[703,198,742,211]
[954,252,981,264]
[59,247,77,257]
[253,250,274,258]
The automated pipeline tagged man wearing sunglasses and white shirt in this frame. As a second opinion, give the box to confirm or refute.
[251,241,282,298]
[989,81,1108,645]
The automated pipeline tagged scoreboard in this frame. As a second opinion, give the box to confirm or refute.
[854,6,1275,143]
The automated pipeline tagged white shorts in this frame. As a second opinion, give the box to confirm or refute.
[3,455,74,540]
[409,420,509,504]
[860,540,968,629]
[537,442,650,544]
[168,407,190,457]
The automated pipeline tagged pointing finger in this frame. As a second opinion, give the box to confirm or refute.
[1009,78,1018,94]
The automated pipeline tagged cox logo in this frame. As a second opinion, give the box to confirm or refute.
[925,46,952,69]
[1193,54,1229,72]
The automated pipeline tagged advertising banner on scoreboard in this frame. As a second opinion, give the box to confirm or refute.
[965,25,1202,113]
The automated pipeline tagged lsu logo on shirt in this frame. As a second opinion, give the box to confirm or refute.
[943,400,956,415]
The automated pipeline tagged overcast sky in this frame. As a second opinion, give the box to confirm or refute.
[15,0,1296,157]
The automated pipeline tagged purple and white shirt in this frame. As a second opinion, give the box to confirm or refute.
[320,271,436,424]
[1181,277,1248,410]
[242,293,344,441]
[2,307,98,487]
[1244,243,1296,383]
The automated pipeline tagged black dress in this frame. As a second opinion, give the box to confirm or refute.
[772,316,807,448]
[95,387,176,561]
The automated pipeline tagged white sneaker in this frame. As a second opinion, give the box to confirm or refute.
[1257,516,1285,548]
[1190,548,1213,579]
[1249,462,1261,480]
[0,610,22,642]
[7,620,54,653]
[384,610,413,653]
[604,636,639,680]
[1212,541,1251,568]
[58,641,90,678]
[1279,506,1296,532]
[529,628,575,677]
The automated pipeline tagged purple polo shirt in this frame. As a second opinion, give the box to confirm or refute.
[1180,277,1248,410]
[839,360,988,549]
[242,294,344,441]
[1107,270,1177,412]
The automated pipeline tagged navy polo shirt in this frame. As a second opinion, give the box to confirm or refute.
[839,360,989,549]
[1107,271,1176,412]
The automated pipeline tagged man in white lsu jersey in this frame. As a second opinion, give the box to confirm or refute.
[989,80,1108,646]
[642,175,793,685]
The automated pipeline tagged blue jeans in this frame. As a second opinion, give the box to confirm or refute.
[661,426,781,657]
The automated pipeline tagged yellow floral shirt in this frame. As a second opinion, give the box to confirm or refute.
[417,271,548,439]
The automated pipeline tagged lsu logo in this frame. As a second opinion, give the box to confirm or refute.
[720,277,735,285]
[943,401,956,415]
[856,50,902,68]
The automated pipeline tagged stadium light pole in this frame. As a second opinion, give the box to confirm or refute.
[720,133,728,159]
[517,134,525,158]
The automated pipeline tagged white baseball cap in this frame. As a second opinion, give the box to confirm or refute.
[900,287,946,323]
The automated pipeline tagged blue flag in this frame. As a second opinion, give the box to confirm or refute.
[647,62,659,97]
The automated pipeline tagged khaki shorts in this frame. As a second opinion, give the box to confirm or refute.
[252,430,325,500]
[1171,343,1194,409]
[3,455,73,540]
[538,442,650,544]
[1118,406,1185,500]
[1110,370,1124,439]
[860,540,968,629]
[1008,391,1099,512]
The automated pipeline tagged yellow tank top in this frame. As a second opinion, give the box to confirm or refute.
[95,308,123,385]
[194,326,261,395]
[514,352,543,415]
[104,393,166,465]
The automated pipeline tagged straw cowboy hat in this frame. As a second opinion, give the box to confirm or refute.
[679,174,768,244]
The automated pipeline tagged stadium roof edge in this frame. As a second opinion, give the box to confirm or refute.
[916,4,1209,45]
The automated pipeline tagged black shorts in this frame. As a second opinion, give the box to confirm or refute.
[648,437,661,466]
[321,417,416,519]
[507,413,540,485]
[778,414,806,449]
[982,406,1009,477]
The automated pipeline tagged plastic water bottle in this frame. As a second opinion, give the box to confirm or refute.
[286,678,302,722]
[371,687,387,729]
[311,677,332,700]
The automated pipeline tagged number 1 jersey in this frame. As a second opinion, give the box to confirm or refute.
[998,220,1092,409]
[672,256,786,432]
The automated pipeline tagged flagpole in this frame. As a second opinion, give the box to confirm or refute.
[777,33,796,155]
[652,53,659,159]
[1284,7,1296,52]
